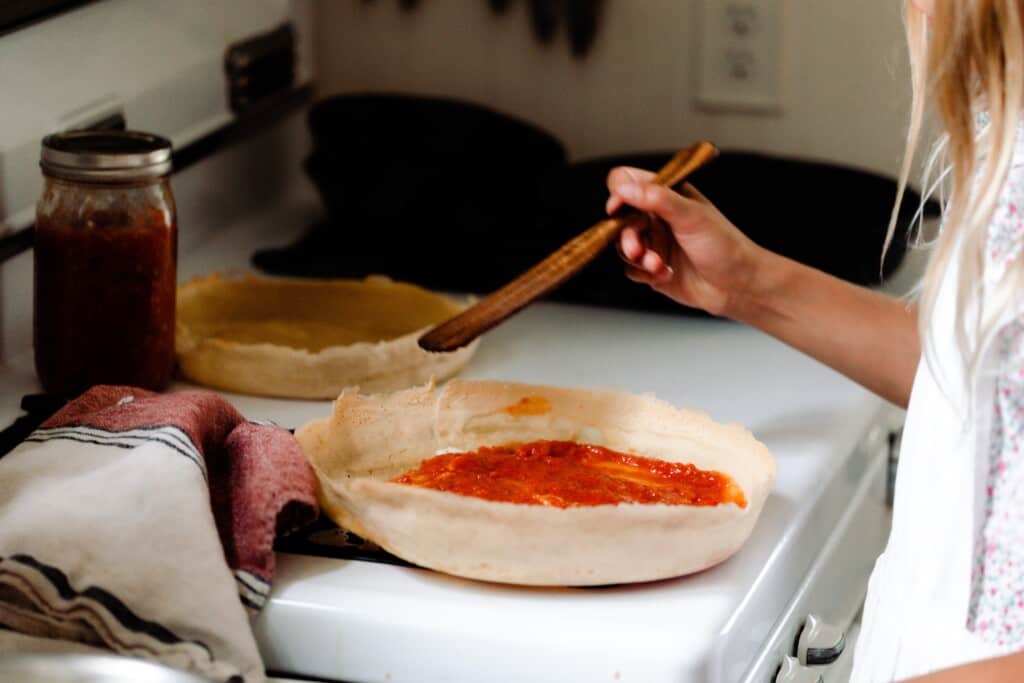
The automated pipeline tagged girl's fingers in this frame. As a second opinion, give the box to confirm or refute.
[617,211,654,258]
[607,168,706,219]
[619,228,673,283]
[606,194,623,215]
[641,249,668,276]
[606,167,657,215]
[624,265,656,285]
[619,226,646,262]
[678,182,711,204]
[607,166,658,192]
[618,226,660,270]
[610,182,702,237]
[625,263,673,285]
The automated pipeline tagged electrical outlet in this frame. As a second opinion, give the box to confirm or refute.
[696,0,783,112]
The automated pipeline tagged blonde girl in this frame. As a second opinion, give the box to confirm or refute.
[606,0,1024,680]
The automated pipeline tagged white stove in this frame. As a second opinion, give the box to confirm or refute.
[239,303,895,683]
[0,75,899,683]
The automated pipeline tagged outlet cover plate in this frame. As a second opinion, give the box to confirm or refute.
[696,0,783,113]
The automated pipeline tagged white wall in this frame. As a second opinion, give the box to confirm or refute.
[314,0,912,177]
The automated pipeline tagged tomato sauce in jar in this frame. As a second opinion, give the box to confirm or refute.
[34,131,177,397]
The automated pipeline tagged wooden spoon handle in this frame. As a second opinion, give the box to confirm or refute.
[418,141,719,352]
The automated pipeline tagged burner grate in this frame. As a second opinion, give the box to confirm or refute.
[273,517,415,568]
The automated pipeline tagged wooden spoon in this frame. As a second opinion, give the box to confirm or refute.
[418,141,720,352]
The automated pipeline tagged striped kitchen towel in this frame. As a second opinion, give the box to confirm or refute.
[0,385,319,683]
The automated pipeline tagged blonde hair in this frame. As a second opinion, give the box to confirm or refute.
[890,0,1024,392]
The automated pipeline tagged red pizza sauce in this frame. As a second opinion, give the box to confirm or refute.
[391,440,747,508]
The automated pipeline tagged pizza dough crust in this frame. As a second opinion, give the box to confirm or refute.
[175,274,477,399]
[298,380,776,586]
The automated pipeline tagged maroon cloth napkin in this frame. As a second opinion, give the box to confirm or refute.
[0,385,319,682]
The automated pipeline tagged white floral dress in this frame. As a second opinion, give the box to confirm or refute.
[966,164,1024,646]
[851,140,1024,681]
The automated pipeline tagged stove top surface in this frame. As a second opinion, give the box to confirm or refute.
[236,302,890,683]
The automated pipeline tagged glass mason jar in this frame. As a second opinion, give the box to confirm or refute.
[34,131,177,397]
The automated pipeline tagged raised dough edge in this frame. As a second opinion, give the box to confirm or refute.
[175,274,477,399]
[299,380,777,586]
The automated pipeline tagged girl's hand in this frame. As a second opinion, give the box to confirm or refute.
[605,166,920,407]
[606,167,765,318]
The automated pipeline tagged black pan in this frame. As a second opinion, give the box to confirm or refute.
[254,93,568,288]
[255,98,937,313]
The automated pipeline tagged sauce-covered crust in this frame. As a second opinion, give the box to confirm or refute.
[299,380,776,586]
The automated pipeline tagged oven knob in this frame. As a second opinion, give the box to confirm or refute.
[773,656,823,683]
[795,614,846,666]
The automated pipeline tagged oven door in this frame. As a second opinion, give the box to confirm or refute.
[735,420,897,683]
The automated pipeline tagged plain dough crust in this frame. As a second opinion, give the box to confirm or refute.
[175,274,478,399]
[298,380,776,586]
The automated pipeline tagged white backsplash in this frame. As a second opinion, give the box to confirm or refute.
[314,0,913,177]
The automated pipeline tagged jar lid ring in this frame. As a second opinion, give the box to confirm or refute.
[40,130,172,181]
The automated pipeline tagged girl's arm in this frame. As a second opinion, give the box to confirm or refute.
[607,169,920,407]
[902,651,1024,682]
[733,248,920,408]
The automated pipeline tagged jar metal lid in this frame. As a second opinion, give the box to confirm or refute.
[40,130,173,182]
